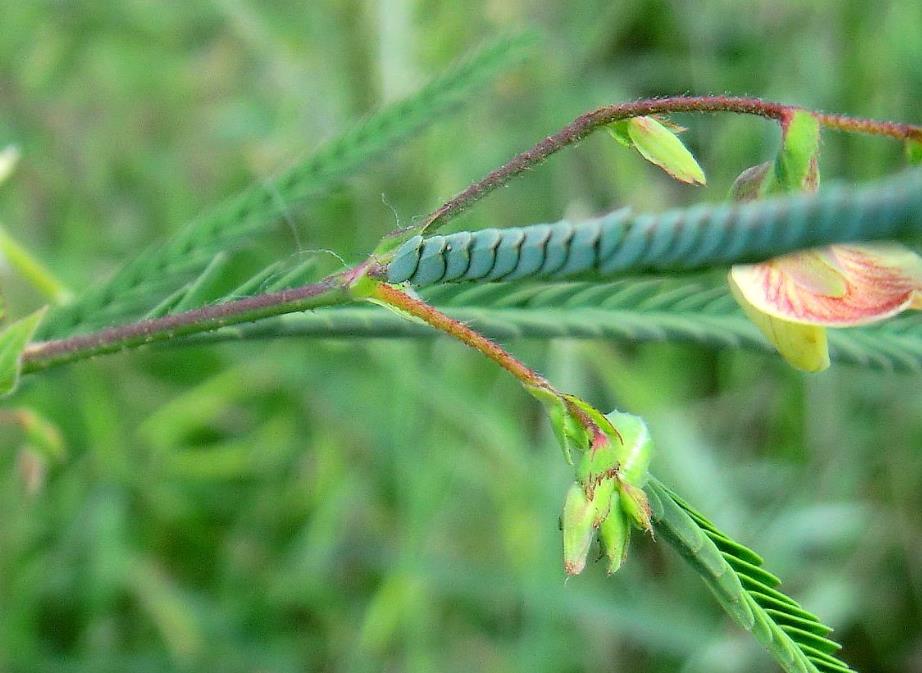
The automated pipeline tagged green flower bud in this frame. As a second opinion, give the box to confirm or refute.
[575,433,619,496]
[561,482,597,576]
[729,162,772,202]
[591,477,616,527]
[618,481,653,533]
[774,110,820,193]
[608,116,706,186]
[598,493,632,574]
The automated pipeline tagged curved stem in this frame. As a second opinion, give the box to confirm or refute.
[370,282,606,442]
[372,281,548,387]
[408,95,922,236]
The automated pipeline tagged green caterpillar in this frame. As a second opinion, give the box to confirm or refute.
[387,169,922,286]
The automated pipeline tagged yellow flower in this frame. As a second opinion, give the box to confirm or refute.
[729,243,922,372]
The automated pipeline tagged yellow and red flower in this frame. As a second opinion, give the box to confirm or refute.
[729,243,922,372]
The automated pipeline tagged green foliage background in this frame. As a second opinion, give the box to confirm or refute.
[1,1,921,671]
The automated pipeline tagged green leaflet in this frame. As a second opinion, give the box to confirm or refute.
[0,224,73,304]
[0,307,47,397]
[37,33,535,340]
[647,479,855,673]
[387,169,922,286]
[188,275,922,372]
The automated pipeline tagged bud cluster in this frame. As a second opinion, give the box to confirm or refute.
[557,405,654,576]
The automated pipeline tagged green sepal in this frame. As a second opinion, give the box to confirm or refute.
[598,494,632,574]
[609,116,707,185]
[561,394,620,440]
[348,270,381,300]
[605,410,652,487]
[774,110,821,193]
[574,432,619,492]
[526,385,590,464]
[607,120,634,147]
[0,307,47,397]
[906,138,922,165]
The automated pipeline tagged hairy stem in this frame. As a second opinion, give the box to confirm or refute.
[20,268,368,374]
[406,95,922,236]
[372,281,548,387]
[370,282,606,441]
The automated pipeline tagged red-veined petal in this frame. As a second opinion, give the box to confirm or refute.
[728,274,831,372]
[730,243,922,327]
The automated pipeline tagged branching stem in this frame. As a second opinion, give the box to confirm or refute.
[17,96,921,378]
[372,281,548,387]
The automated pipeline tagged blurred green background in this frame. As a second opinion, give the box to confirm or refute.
[2,1,922,671]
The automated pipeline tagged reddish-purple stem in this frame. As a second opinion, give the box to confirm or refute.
[414,96,922,235]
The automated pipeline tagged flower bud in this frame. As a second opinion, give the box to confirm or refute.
[599,493,632,574]
[618,481,652,532]
[729,162,772,202]
[609,116,706,186]
[561,482,597,576]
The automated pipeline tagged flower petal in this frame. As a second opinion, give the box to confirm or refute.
[730,243,922,327]
[729,273,830,372]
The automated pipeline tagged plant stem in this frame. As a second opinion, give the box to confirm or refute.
[20,269,364,374]
[410,95,922,236]
[371,281,548,388]
[20,97,922,377]
[370,282,606,442]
